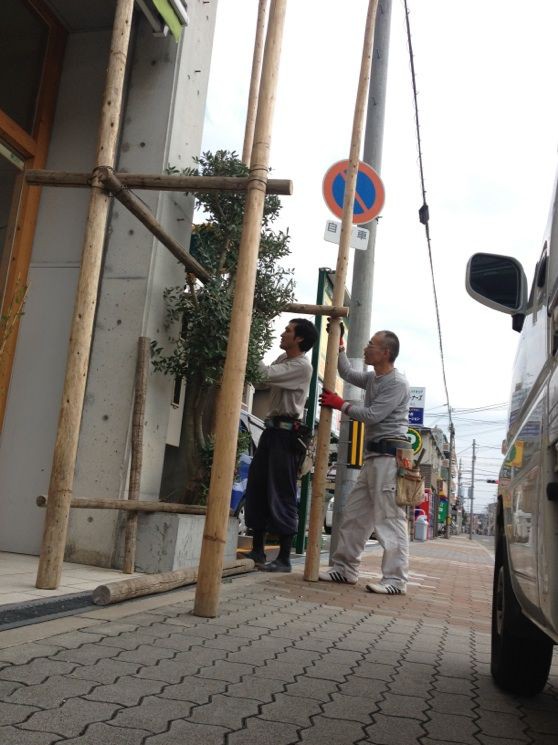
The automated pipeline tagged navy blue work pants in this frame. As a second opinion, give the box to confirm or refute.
[244,428,299,535]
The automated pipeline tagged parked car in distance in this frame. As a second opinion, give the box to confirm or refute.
[324,496,376,540]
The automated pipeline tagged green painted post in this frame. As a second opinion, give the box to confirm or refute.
[295,269,326,554]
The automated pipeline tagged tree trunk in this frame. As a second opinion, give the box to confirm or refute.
[159,373,208,504]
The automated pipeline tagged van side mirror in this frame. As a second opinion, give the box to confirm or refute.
[466,253,528,332]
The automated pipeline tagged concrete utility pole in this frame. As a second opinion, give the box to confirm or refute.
[330,0,392,560]
[444,422,454,539]
[456,457,463,533]
[469,439,476,540]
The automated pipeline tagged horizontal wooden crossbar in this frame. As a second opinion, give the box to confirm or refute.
[24,170,293,195]
[36,495,233,516]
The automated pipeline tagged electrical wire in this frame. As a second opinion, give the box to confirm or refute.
[403,0,452,430]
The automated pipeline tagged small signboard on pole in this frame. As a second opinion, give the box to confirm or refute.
[323,220,369,251]
[409,386,425,426]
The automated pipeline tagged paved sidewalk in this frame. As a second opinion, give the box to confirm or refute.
[0,536,556,744]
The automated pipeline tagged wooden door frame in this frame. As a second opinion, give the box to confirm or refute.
[0,0,66,431]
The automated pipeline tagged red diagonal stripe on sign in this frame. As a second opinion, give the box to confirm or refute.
[339,170,368,214]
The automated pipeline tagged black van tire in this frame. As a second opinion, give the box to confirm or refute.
[491,529,553,695]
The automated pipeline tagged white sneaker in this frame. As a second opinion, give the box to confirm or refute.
[318,570,356,585]
[366,582,406,595]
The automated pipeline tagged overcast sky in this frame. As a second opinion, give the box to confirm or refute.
[200,0,558,510]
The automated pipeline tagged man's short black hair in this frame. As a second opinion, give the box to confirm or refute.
[379,330,400,362]
[291,318,319,352]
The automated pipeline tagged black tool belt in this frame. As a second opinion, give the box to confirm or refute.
[264,416,302,432]
[366,438,410,456]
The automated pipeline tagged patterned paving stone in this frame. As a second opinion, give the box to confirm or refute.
[377,692,429,721]
[0,725,63,745]
[226,716,299,745]
[85,674,165,706]
[252,661,302,683]
[188,692,260,728]
[143,719,231,745]
[53,643,125,666]
[109,694,194,733]
[159,676,227,704]
[0,702,38,726]
[0,680,24,698]
[421,711,480,744]
[432,675,474,696]
[0,645,64,665]
[0,659,76,686]
[226,676,286,703]
[363,712,427,744]
[196,659,255,683]
[259,691,322,727]
[6,674,95,708]
[38,631,106,649]
[20,698,118,738]
[321,691,378,724]
[474,711,530,741]
[62,722,148,745]
[352,661,394,682]
[298,714,366,744]
[428,691,476,718]
[115,644,175,666]
[69,657,140,684]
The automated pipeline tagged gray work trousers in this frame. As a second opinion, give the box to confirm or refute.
[331,455,409,587]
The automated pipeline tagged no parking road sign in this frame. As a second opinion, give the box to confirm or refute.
[323,159,385,225]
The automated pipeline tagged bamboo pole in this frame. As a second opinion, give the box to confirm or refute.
[285,303,349,317]
[304,0,379,582]
[98,168,211,282]
[92,558,255,605]
[36,495,232,515]
[242,0,269,166]
[193,0,288,618]
[35,0,135,590]
[122,337,150,574]
[24,170,293,195]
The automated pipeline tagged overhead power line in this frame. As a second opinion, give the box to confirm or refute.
[403,0,452,429]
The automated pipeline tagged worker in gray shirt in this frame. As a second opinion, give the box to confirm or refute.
[319,327,410,594]
[245,318,318,572]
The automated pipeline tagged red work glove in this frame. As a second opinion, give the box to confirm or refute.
[319,389,345,411]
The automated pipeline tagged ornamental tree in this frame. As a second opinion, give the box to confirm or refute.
[152,150,295,504]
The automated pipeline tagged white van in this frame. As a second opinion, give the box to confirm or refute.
[465,192,558,694]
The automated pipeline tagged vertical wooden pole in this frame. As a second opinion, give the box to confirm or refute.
[36,0,135,589]
[242,0,269,166]
[122,336,150,574]
[194,0,288,618]
[304,0,379,581]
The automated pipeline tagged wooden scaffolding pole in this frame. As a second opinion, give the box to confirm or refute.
[304,0,379,582]
[92,558,255,606]
[193,0,287,618]
[99,168,211,282]
[242,0,269,166]
[24,170,293,195]
[36,0,135,590]
[36,495,232,515]
[122,337,150,575]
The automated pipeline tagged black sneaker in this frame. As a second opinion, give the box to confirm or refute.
[261,559,292,573]
[244,550,266,567]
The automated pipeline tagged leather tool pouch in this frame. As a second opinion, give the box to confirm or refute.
[395,448,425,507]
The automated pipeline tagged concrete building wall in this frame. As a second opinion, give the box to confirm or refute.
[0,2,218,564]
[68,3,218,566]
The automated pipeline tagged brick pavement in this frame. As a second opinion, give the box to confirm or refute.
[0,536,556,744]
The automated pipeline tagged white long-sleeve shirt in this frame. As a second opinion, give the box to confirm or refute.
[337,351,410,442]
[258,353,312,419]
